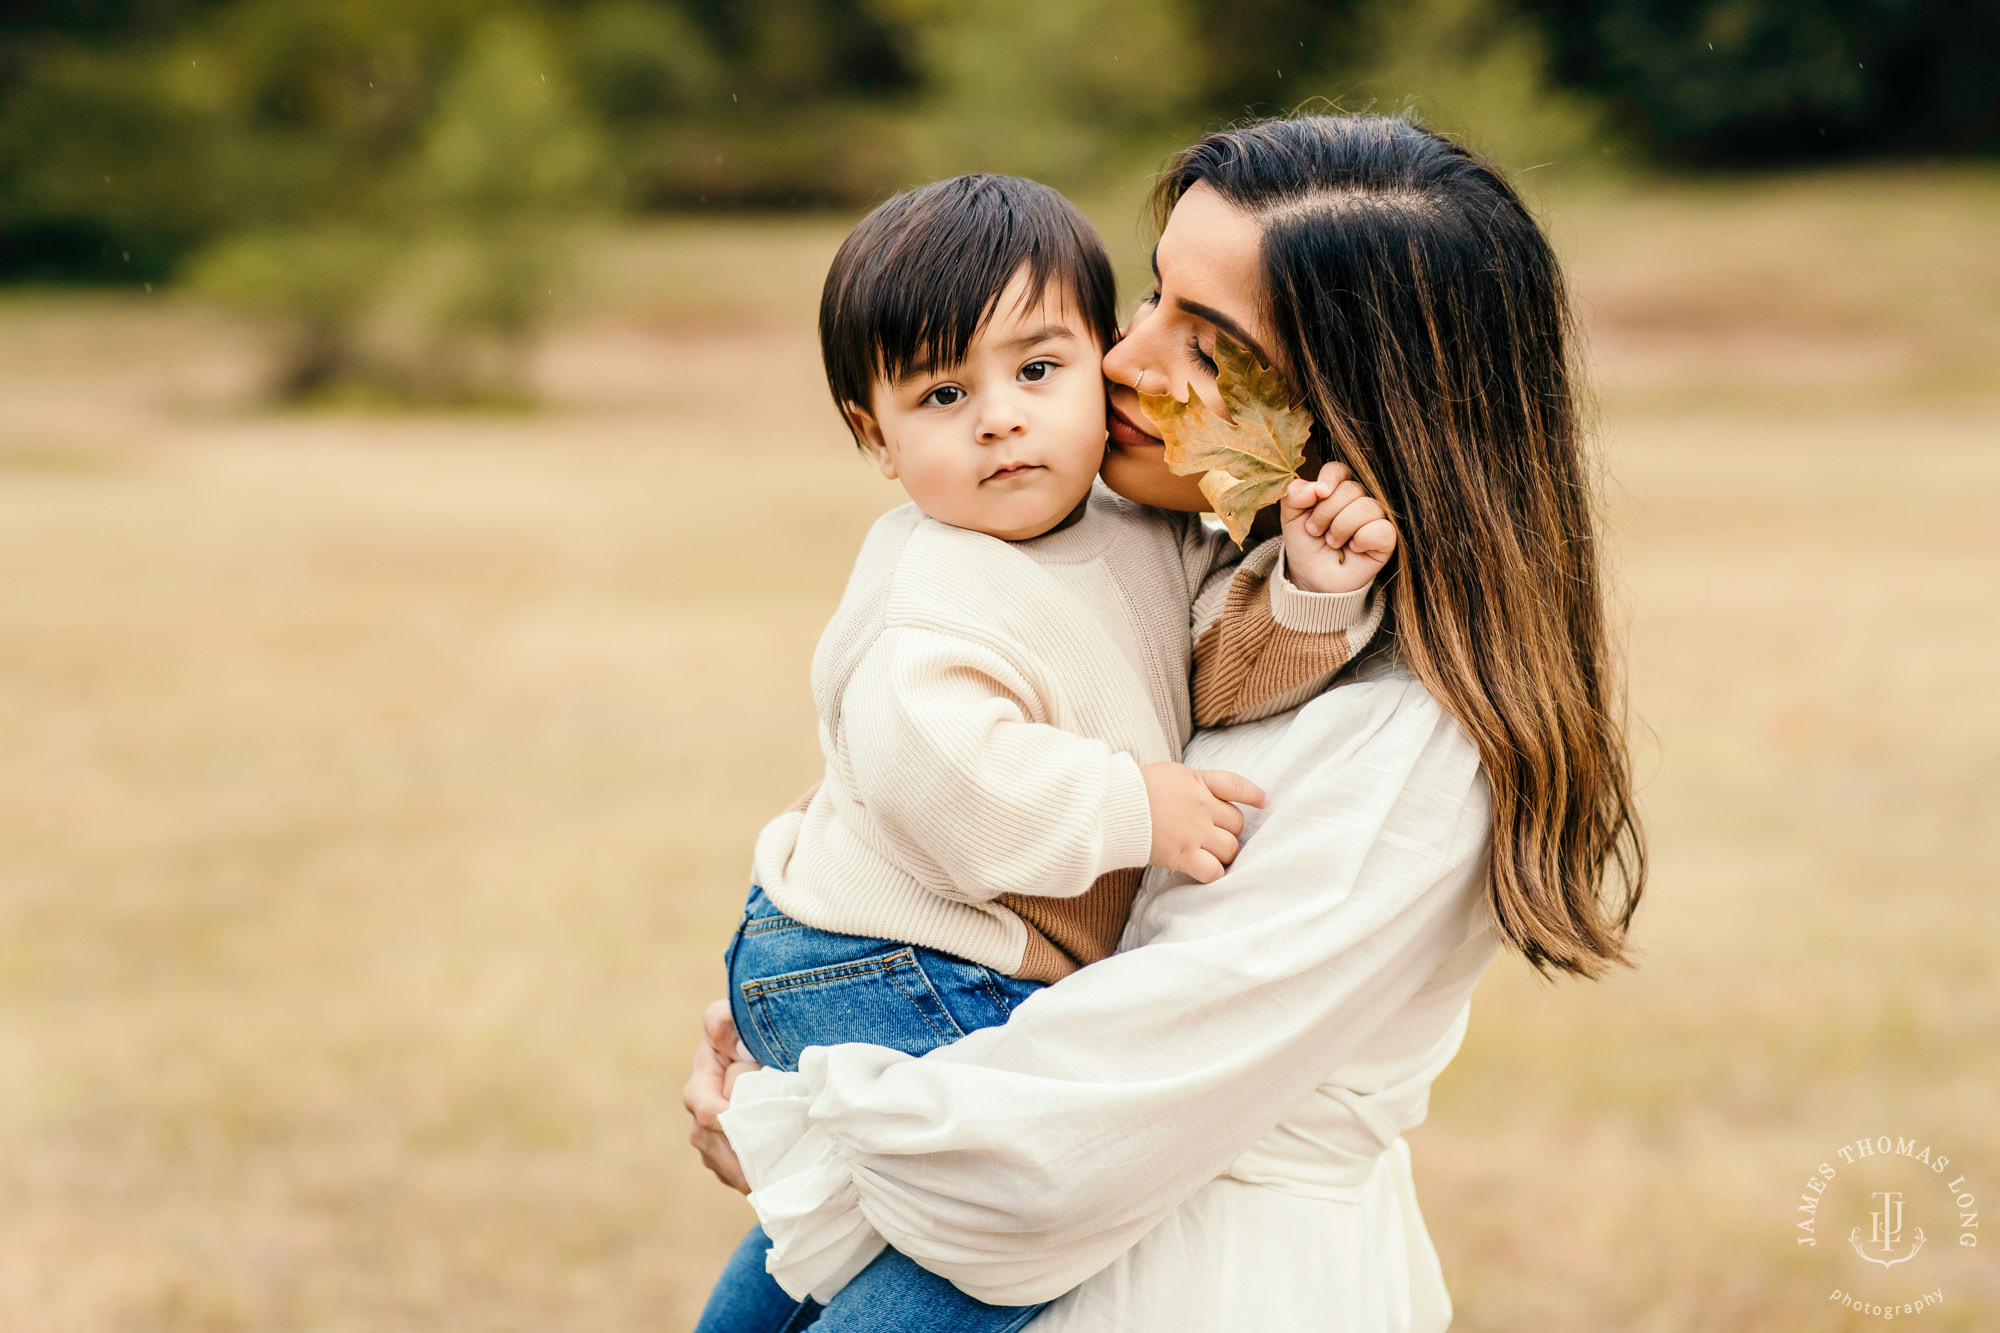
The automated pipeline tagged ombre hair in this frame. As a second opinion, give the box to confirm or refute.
[1155,113,1644,977]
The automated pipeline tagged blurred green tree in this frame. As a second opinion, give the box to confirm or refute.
[1529,0,2000,162]
[565,0,920,208]
[0,0,483,279]
[876,0,1200,191]
[1353,0,1609,172]
[3,0,1994,404]
[187,12,611,403]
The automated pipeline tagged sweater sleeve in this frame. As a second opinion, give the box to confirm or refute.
[1190,539,1386,728]
[836,625,1154,905]
[721,674,1493,1305]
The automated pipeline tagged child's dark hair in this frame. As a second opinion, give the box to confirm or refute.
[820,174,1119,442]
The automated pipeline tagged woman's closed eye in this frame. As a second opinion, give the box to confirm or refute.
[1136,287,1216,373]
[1188,335,1218,374]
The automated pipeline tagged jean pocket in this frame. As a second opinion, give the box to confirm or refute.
[738,948,967,1071]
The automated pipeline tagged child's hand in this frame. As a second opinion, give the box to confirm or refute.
[1141,762,1267,884]
[1279,462,1397,594]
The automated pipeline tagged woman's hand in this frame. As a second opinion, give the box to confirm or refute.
[1279,462,1397,594]
[682,999,759,1194]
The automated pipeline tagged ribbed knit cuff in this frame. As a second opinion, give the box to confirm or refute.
[1270,550,1376,634]
[1099,751,1155,874]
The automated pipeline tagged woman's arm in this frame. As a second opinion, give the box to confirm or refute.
[718,670,1494,1305]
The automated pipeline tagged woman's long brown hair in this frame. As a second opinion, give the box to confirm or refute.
[1158,113,1645,977]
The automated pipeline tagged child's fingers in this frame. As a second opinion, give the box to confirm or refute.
[1303,479,1367,537]
[1348,516,1399,561]
[1201,826,1241,866]
[1209,797,1246,836]
[1184,849,1226,884]
[1279,477,1322,521]
[1312,460,1352,489]
[1321,496,1388,552]
[1197,769,1267,809]
[1284,456,1356,520]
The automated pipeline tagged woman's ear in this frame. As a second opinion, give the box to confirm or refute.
[844,404,896,479]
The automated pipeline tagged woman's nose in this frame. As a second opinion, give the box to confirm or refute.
[1102,339,1135,388]
[1102,301,1157,390]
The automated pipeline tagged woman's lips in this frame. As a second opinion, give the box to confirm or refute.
[1108,405,1163,449]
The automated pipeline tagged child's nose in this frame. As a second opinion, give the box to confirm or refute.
[976,400,1029,441]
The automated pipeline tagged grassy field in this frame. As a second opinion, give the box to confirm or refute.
[1,168,1996,1332]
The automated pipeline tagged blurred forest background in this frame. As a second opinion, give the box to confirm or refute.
[2,0,1996,398]
[3,3,1999,1332]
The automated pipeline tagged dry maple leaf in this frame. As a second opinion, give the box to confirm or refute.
[1137,332,1313,545]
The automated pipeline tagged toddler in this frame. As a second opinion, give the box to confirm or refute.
[696,174,1386,1333]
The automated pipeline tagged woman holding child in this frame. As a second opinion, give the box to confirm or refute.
[684,112,1645,1331]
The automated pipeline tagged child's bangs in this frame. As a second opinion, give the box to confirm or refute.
[874,246,1087,387]
[821,174,1118,429]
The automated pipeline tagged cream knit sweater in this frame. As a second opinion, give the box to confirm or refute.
[752,482,1382,979]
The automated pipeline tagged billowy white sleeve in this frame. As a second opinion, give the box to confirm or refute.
[719,671,1494,1305]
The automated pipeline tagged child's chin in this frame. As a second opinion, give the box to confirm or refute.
[985,498,1079,541]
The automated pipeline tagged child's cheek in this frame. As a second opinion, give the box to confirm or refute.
[909,457,974,527]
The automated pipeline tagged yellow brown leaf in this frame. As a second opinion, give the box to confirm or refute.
[1137,332,1312,544]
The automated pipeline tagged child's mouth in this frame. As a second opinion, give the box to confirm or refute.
[985,463,1043,483]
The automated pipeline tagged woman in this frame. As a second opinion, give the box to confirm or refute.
[685,112,1645,1330]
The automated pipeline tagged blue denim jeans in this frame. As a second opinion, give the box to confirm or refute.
[692,885,1048,1333]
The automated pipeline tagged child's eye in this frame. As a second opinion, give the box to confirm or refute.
[1188,335,1218,374]
[923,385,966,407]
[1019,360,1056,383]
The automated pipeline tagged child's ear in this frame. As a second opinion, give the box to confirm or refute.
[845,404,896,479]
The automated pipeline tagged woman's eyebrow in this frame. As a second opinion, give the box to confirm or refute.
[1174,298,1276,370]
[1154,245,1276,366]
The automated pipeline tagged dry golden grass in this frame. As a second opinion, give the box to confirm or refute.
[1,168,1995,1332]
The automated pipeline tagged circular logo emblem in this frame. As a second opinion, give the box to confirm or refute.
[1795,1135,1979,1320]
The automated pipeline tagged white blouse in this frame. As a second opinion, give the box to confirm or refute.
[720,651,1499,1331]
